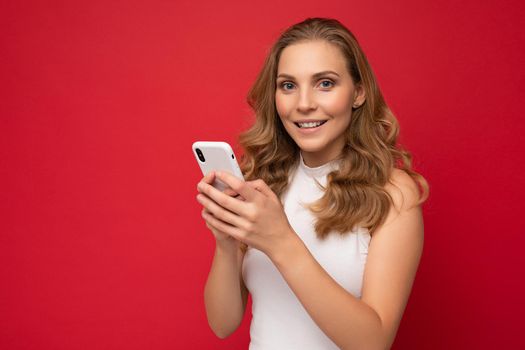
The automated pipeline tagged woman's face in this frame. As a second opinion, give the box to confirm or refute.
[275,40,365,167]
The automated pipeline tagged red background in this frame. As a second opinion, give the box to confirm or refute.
[1,0,524,349]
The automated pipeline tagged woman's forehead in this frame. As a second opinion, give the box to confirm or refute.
[277,41,347,78]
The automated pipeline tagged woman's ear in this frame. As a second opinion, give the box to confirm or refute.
[352,84,366,108]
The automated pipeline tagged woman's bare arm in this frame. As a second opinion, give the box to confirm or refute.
[268,169,424,349]
[204,240,249,338]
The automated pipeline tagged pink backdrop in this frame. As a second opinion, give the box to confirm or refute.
[2,0,524,348]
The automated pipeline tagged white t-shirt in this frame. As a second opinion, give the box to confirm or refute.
[242,152,371,349]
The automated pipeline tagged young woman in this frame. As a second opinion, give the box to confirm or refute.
[196,17,430,350]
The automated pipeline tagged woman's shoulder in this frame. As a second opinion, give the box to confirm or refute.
[384,168,421,213]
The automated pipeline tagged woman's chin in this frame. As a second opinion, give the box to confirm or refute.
[294,140,326,153]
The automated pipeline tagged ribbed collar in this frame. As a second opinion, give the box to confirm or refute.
[298,152,341,178]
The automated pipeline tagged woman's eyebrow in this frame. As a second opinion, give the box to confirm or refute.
[277,70,340,79]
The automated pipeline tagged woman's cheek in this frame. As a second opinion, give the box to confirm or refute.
[319,91,352,115]
[275,96,283,116]
[275,93,291,116]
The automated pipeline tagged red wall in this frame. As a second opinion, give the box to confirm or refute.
[1,1,524,348]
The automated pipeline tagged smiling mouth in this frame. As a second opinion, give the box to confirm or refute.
[294,120,328,128]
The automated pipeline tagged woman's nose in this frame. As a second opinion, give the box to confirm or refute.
[297,88,317,112]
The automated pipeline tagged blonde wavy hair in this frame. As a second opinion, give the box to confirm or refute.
[237,17,429,247]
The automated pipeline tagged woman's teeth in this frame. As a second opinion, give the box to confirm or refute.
[296,121,326,128]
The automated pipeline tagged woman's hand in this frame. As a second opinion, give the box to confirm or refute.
[197,172,239,245]
[196,171,253,245]
[196,171,297,258]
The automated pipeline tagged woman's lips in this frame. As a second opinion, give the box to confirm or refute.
[294,120,327,134]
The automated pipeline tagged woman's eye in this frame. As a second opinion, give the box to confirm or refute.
[281,82,294,90]
[320,80,334,88]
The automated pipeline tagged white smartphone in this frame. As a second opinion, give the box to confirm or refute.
[192,141,245,191]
